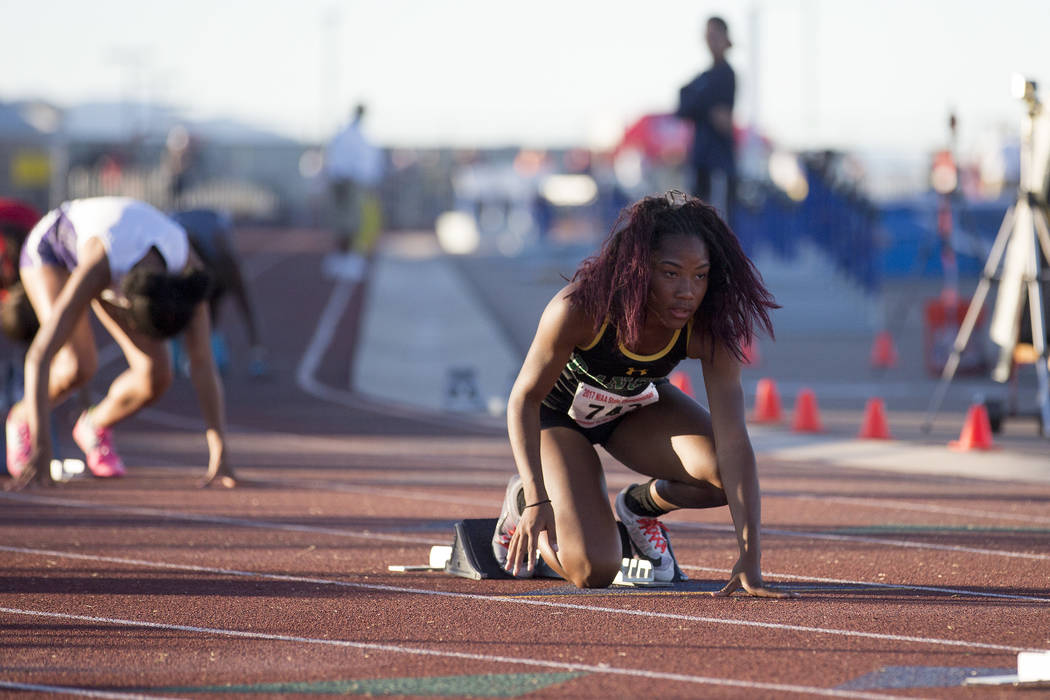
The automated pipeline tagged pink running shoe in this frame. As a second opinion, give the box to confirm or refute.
[73,411,125,478]
[5,406,31,478]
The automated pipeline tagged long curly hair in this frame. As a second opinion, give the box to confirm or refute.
[569,191,777,361]
[122,266,213,340]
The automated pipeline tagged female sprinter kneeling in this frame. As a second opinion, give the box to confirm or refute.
[493,191,791,596]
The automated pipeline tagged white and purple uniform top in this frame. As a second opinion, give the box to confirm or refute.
[21,197,189,294]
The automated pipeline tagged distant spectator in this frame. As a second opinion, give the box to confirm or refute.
[324,104,384,256]
[0,282,37,346]
[0,198,41,292]
[164,125,199,209]
[0,199,43,412]
[677,16,737,224]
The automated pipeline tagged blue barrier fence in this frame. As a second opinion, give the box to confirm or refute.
[733,164,881,293]
[877,196,1009,278]
[733,170,1010,293]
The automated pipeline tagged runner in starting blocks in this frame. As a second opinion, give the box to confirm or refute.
[388,518,672,587]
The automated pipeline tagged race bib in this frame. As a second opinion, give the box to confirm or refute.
[567,380,660,428]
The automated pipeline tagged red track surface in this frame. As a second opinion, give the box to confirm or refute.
[2,228,1048,699]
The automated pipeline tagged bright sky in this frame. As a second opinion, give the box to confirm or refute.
[1,0,1046,155]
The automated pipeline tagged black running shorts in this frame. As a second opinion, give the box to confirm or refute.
[538,403,626,446]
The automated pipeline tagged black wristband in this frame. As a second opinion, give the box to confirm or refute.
[523,498,551,509]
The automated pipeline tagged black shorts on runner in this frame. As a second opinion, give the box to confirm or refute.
[539,403,627,446]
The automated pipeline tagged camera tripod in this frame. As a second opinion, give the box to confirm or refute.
[922,87,1050,437]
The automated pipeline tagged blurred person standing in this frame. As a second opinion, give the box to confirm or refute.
[164,125,199,210]
[676,16,736,225]
[0,198,42,294]
[324,104,384,262]
[0,199,43,413]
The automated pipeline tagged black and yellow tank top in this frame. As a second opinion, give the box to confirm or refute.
[542,319,692,426]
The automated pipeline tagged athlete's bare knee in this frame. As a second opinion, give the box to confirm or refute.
[672,436,720,488]
[138,360,174,401]
[689,470,724,493]
[562,551,621,589]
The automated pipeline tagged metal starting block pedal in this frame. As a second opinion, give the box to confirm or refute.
[611,556,670,587]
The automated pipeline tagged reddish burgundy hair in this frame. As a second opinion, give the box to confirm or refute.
[569,191,777,361]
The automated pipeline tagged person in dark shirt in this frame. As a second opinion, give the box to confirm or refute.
[492,191,791,596]
[0,198,41,296]
[170,209,266,376]
[677,16,737,223]
[0,200,42,425]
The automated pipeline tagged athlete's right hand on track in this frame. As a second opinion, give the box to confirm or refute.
[506,501,554,576]
[4,449,56,491]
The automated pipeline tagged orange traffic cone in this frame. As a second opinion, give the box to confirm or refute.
[670,371,695,397]
[741,339,761,367]
[949,403,997,451]
[870,331,898,369]
[752,378,782,423]
[858,398,892,439]
[791,388,823,432]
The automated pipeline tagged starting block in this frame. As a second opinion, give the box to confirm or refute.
[965,650,1050,687]
[388,518,680,587]
[444,518,517,579]
[386,519,517,578]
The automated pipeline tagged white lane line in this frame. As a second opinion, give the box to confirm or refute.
[675,522,1050,562]
[0,545,1041,655]
[291,274,499,429]
[240,248,291,281]
[763,526,1050,561]
[769,492,1050,525]
[0,681,182,699]
[0,493,438,546]
[4,492,1049,603]
[294,277,356,404]
[0,606,930,700]
[6,490,1047,564]
[690,567,1050,604]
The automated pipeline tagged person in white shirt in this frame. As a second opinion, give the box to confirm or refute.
[324,103,383,254]
[5,196,234,490]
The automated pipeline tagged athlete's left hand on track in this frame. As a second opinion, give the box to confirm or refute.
[507,501,553,576]
[199,459,238,489]
[712,563,798,598]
